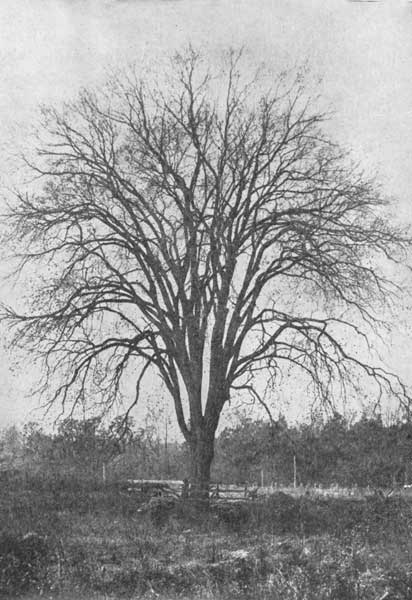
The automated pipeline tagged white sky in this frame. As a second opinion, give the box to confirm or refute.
[0,0,412,429]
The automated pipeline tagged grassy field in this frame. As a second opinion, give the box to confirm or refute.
[2,478,412,599]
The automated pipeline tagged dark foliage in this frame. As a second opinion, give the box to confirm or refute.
[0,532,52,597]
[3,412,412,491]
[213,413,412,488]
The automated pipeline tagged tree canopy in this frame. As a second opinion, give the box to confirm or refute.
[3,48,410,492]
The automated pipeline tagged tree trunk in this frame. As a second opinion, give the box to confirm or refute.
[188,428,215,504]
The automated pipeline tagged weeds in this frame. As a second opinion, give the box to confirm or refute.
[2,478,412,598]
[0,532,52,597]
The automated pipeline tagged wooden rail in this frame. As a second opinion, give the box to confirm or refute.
[124,479,259,500]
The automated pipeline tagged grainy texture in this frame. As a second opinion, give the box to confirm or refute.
[2,477,412,598]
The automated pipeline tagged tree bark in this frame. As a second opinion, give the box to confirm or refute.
[188,428,215,503]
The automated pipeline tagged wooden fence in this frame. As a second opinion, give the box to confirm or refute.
[124,479,259,501]
[123,479,412,501]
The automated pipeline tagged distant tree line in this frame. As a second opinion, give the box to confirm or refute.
[213,414,412,488]
[0,417,187,484]
[1,413,412,489]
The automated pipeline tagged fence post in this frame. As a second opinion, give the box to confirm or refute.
[293,455,297,489]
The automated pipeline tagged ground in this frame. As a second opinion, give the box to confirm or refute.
[2,479,412,599]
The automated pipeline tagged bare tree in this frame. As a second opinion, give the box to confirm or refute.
[2,49,410,497]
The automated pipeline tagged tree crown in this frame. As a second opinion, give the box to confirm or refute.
[3,49,410,441]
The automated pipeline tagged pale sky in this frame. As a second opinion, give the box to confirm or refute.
[0,0,411,429]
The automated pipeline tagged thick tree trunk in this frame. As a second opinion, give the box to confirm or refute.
[188,428,215,503]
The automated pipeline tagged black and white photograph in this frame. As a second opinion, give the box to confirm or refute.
[1,1,412,598]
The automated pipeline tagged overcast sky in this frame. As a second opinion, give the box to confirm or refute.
[0,0,411,428]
